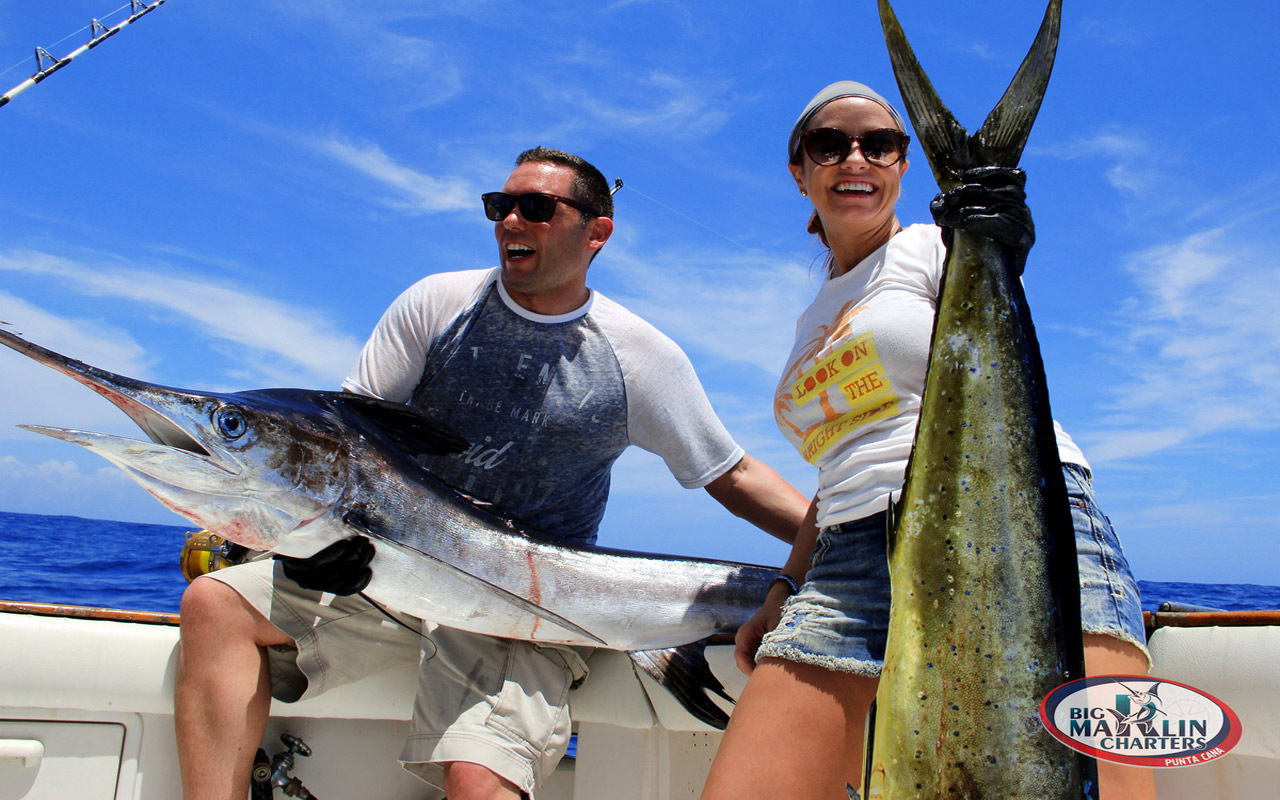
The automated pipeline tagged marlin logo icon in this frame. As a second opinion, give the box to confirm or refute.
[1106,681,1167,738]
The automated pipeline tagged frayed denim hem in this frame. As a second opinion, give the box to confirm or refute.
[756,641,883,678]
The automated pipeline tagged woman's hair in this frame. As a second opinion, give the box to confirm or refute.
[807,211,829,247]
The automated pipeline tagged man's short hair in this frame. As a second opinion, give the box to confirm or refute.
[515,147,614,222]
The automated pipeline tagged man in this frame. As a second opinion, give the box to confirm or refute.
[175,147,808,800]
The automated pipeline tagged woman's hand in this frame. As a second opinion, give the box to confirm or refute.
[930,166,1035,272]
[734,586,791,676]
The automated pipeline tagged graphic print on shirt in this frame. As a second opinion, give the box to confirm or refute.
[776,300,901,464]
[408,286,629,544]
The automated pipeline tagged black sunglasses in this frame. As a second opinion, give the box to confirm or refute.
[800,127,910,168]
[481,191,599,223]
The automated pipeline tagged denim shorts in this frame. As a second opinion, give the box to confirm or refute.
[756,463,1148,675]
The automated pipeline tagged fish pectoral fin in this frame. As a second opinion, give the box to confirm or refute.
[877,0,970,187]
[329,393,470,456]
[342,511,607,646]
[884,491,902,557]
[628,641,733,730]
[974,0,1062,165]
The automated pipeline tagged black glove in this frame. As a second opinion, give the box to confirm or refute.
[275,536,374,596]
[930,166,1034,272]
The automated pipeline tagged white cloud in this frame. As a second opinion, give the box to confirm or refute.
[1033,129,1156,195]
[544,71,735,139]
[0,455,183,526]
[260,1,465,108]
[602,244,814,375]
[315,138,475,214]
[0,250,361,387]
[1084,225,1280,463]
[0,292,154,439]
[1079,18,1147,47]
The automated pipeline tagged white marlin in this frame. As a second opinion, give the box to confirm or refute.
[0,327,773,727]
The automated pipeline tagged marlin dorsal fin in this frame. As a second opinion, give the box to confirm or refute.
[330,393,469,456]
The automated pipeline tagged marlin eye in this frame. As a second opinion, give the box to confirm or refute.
[215,408,248,440]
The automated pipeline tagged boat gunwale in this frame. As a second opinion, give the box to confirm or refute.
[5,599,1280,635]
[0,598,179,625]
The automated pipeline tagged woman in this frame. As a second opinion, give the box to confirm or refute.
[701,82,1154,799]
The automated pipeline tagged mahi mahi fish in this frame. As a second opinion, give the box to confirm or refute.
[865,1,1094,797]
[0,326,770,728]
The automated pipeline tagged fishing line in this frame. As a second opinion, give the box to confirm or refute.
[618,183,749,249]
[1,1,168,109]
[359,591,439,663]
[0,3,137,80]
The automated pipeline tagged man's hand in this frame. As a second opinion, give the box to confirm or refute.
[274,536,375,596]
[930,166,1035,272]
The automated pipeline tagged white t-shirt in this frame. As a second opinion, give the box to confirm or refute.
[773,224,1087,528]
[344,268,744,544]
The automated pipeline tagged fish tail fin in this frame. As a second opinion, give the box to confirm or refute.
[877,0,970,187]
[974,0,1063,165]
[879,0,1063,180]
[628,640,733,730]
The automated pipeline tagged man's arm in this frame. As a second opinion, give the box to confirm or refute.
[703,454,809,544]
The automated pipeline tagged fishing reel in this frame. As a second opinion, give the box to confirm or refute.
[178,530,254,582]
[251,733,318,799]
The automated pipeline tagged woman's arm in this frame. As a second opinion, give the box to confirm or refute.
[732,495,821,674]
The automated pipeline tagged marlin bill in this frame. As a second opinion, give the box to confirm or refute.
[0,326,772,728]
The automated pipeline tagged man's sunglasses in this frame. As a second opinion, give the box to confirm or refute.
[481,191,599,223]
[799,128,909,168]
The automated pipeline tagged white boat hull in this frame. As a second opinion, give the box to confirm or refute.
[1,602,1276,799]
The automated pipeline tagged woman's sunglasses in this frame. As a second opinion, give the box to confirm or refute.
[481,191,599,223]
[800,128,910,168]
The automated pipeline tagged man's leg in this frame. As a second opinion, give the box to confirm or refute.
[400,629,585,800]
[176,575,293,800]
[443,761,525,800]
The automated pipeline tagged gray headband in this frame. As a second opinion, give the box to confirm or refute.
[788,81,906,161]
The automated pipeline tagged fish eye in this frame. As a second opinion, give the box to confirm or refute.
[214,407,248,440]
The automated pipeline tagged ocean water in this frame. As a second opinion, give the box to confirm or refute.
[2,509,1280,615]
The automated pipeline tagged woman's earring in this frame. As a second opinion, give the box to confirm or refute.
[800,190,808,197]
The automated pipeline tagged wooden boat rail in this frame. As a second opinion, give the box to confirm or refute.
[0,598,179,626]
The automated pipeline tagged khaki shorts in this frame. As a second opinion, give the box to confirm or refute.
[204,559,590,796]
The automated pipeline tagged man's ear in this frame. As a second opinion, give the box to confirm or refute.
[587,215,614,251]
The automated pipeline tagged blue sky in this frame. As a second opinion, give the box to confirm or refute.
[1,1,1277,586]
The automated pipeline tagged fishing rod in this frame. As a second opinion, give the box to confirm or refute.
[0,0,168,110]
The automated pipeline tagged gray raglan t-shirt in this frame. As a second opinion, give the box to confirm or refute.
[342,268,744,546]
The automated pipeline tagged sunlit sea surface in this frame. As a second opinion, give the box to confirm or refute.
[2,510,1279,614]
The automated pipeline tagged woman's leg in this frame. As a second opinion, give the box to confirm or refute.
[702,658,878,800]
[1085,633,1159,799]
